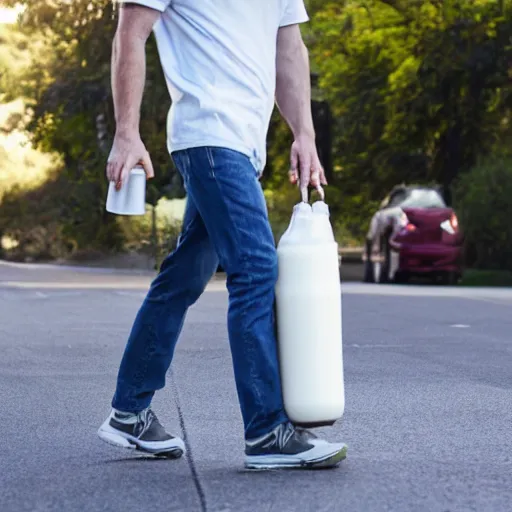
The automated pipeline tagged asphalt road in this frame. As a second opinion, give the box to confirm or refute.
[1,260,511,512]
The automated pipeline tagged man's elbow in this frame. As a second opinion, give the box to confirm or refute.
[114,5,160,45]
[111,25,148,63]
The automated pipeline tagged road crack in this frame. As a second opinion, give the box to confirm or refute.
[171,370,208,512]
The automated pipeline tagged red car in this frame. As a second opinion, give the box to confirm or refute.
[363,185,463,284]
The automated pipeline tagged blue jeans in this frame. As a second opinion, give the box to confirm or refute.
[112,147,288,439]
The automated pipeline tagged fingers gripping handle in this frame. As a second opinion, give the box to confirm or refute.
[300,183,325,203]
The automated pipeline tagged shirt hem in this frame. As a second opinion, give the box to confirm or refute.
[168,139,265,174]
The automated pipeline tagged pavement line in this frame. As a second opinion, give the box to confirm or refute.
[348,344,414,348]
[1,281,150,290]
[1,278,510,300]
[0,280,227,292]
[341,283,512,301]
[0,259,154,276]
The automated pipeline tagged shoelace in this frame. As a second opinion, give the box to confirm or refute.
[134,408,156,438]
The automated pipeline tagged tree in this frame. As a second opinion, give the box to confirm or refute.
[305,0,512,239]
[4,0,512,255]
[2,0,184,253]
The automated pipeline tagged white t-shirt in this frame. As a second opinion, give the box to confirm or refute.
[118,0,309,172]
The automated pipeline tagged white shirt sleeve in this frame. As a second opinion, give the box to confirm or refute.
[280,0,309,27]
[116,0,171,13]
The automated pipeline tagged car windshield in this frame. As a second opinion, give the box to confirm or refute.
[400,189,446,208]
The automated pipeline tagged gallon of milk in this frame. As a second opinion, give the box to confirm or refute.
[275,196,345,427]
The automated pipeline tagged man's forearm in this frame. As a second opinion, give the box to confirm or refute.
[275,27,315,139]
[111,31,147,135]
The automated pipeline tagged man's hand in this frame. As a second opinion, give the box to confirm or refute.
[107,5,160,190]
[275,25,326,198]
[106,131,154,190]
[288,134,327,195]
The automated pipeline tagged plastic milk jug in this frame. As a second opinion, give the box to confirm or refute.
[275,192,345,427]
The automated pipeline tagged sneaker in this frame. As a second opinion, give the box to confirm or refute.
[245,422,347,470]
[97,408,185,458]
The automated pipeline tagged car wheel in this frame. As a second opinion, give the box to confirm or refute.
[363,240,374,283]
[378,238,391,284]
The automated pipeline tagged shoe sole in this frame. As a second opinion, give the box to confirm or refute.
[97,423,185,459]
[244,444,347,470]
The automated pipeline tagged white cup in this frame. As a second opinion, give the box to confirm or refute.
[106,166,147,216]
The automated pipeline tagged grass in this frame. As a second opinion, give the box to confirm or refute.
[459,269,512,287]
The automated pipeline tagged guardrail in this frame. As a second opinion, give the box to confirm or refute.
[339,247,364,282]
[339,247,364,263]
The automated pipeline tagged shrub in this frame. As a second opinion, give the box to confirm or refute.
[116,203,182,268]
[453,156,512,271]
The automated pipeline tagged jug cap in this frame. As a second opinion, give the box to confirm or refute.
[293,202,312,215]
[312,201,330,216]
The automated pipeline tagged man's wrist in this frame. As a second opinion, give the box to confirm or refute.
[293,128,316,140]
[115,125,139,138]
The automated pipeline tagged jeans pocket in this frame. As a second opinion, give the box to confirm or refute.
[206,147,259,179]
[206,148,216,179]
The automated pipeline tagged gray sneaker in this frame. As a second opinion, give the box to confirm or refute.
[98,408,185,458]
[245,422,347,470]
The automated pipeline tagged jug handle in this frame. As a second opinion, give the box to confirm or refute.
[300,183,325,203]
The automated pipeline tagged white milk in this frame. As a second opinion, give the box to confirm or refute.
[275,201,345,427]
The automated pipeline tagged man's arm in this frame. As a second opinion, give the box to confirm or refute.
[107,5,160,189]
[275,25,326,194]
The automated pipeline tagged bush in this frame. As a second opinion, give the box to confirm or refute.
[459,269,512,287]
[116,204,182,268]
[0,172,182,264]
[0,177,75,261]
[453,156,512,271]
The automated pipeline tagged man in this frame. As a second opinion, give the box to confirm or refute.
[98,0,347,470]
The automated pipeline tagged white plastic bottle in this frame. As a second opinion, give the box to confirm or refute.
[275,196,345,427]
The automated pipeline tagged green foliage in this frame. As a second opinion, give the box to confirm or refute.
[117,204,182,268]
[0,99,57,200]
[0,172,89,261]
[453,155,512,271]
[0,0,184,260]
[0,171,183,262]
[3,0,512,265]
[296,0,512,244]
[0,24,32,95]
[459,269,512,287]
